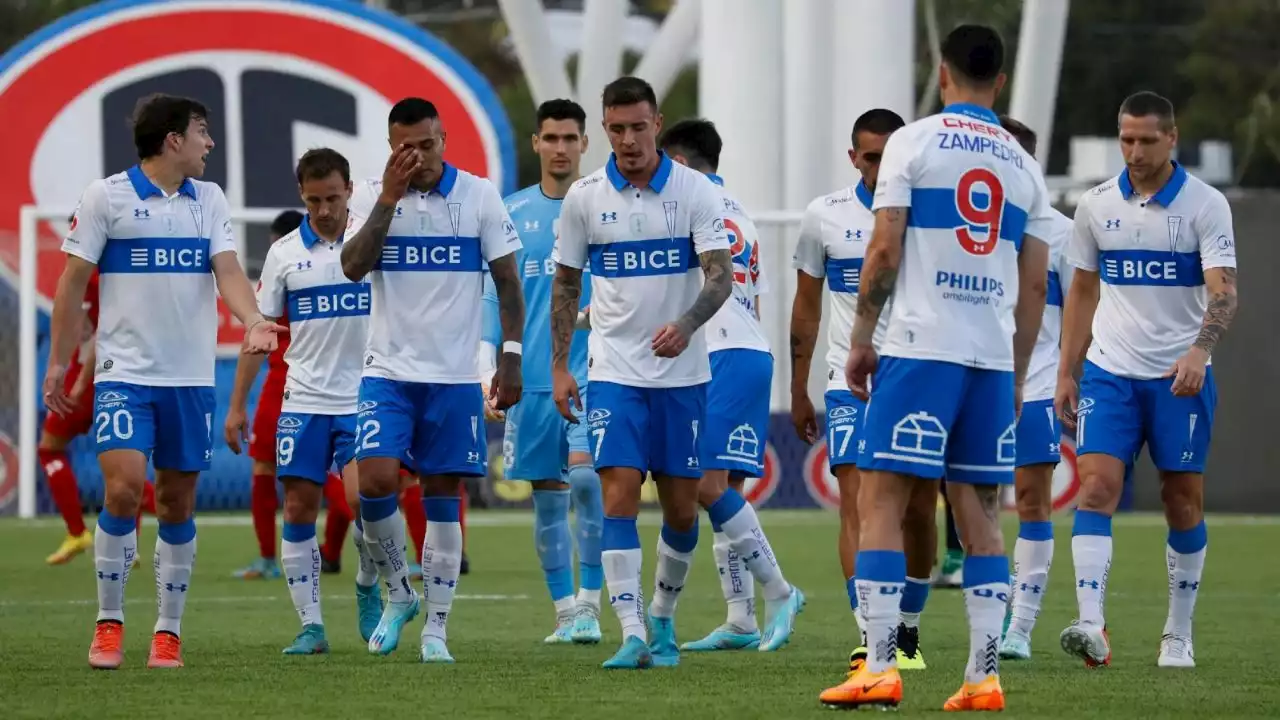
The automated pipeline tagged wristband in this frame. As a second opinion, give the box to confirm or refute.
[503,341,523,356]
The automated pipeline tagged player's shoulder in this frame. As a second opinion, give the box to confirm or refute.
[268,227,307,259]
[667,159,714,192]
[1079,176,1120,209]
[188,177,228,204]
[715,183,750,219]
[503,183,541,213]
[1179,170,1229,211]
[569,167,609,196]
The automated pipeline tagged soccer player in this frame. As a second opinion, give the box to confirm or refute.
[992,115,1073,661]
[790,109,935,672]
[233,148,371,654]
[1056,91,1236,670]
[480,98,605,644]
[342,97,524,663]
[231,209,300,581]
[45,94,283,670]
[658,118,804,653]
[819,26,1055,710]
[42,264,157,565]
[550,76,734,670]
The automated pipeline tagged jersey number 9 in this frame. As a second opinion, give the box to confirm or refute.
[955,168,1005,257]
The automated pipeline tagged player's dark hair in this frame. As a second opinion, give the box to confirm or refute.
[131,94,209,160]
[271,210,304,237]
[536,98,587,133]
[659,118,722,173]
[998,115,1037,156]
[941,24,1005,85]
[851,108,906,147]
[602,76,658,112]
[1118,91,1176,132]
[388,97,439,127]
[295,148,351,186]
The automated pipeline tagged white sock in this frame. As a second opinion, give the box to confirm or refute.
[353,518,378,588]
[422,510,463,642]
[554,596,577,616]
[94,513,137,624]
[603,548,646,641]
[854,605,867,643]
[1010,537,1054,637]
[360,498,413,604]
[713,531,756,631]
[576,587,601,610]
[963,575,1009,684]
[1164,544,1206,639]
[650,534,694,618]
[1072,534,1112,627]
[715,494,790,603]
[154,521,197,637]
[282,529,323,628]
[856,577,903,673]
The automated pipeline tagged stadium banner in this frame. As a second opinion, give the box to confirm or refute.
[0,0,515,514]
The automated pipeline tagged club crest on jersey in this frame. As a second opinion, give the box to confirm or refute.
[448,203,462,237]
[664,201,679,239]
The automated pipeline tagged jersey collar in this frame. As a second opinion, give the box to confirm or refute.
[126,164,197,200]
[941,103,1000,124]
[705,173,725,186]
[298,214,345,249]
[1117,161,1187,207]
[606,151,673,192]
[422,162,458,197]
[854,181,874,210]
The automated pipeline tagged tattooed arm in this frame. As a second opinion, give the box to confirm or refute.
[677,249,733,336]
[850,207,907,346]
[790,271,824,396]
[551,265,583,370]
[1193,267,1238,355]
[341,200,395,281]
[487,254,525,411]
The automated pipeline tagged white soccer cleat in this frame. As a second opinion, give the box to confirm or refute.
[1060,621,1111,667]
[1157,634,1195,668]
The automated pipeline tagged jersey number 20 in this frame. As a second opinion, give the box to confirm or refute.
[955,168,1005,256]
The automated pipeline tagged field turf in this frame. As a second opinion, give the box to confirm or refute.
[1,511,1277,718]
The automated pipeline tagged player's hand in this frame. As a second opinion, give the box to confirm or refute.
[791,392,819,445]
[224,405,249,455]
[69,370,92,403]
[575,306,591,331]
[379,144,423,203]
[492,351,523,412]
[652,322,691,358]
[1014,379,1025,421]
[480,374,505,421]
[553,368,583,423]
[42,364,74,417]
[1054,374,1079,430]
[1167,346,1209,397]
[243,318,286,355]
[845,342,879,402]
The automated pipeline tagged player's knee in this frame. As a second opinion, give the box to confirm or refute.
[662,505,699,533]
[531,478,569,491]
[1160,476,1203,528]
[420,474,461,497]
[251,459,276,477]
[566,465,601,507]
[357,461,401,498]
[282,481,322,525]
[695,473,727,509]
[153,483,195,523]
[1014,467,1053,522]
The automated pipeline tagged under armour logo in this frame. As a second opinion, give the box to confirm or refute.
[1177,580,1199,591]
[296,260,312,270]
[600,211,618,224]
[97,571,121,581]
[1078,579,1101,589]
[163,582,189,592]
[134,208,150,218]
[432,576,457,589]
[1105,219,1121,230]
[845,229,863,241]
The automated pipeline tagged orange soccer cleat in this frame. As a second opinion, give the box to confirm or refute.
[88,621,125,669]
[943,675,1006,712]
[819,665,903,710]
[147,632,184,669]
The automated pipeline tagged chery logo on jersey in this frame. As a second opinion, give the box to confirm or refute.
[0,0,514,353]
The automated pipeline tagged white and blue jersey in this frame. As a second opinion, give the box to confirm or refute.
[349,164,521,477]
[793,181,892,470]
[257,214,369,483]
[857,103,1057,484]
[1069,163,1235,473]
[702,174,772,476]
[1017,208,1075,467]
[63,165,235,470]
[553,153,730,477]
[482,184,593,480]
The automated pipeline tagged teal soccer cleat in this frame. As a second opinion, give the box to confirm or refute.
[232,557,281,580]
[367,592,420,655]
[681,625,761,651]
[420,636,455,664]
[1000,631,1032,660]
[647,613,680,667]
[356,582,384,643]
[570,605,602,645]
[282,624,330,655]
[602,635,653,669]
[544,611,575,645]
[758,586,805,652]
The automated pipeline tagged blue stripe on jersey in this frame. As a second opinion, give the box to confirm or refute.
[1047,269,1063,308]
[825,257,864,293]
[588,237,696,278]
[377,236,483,272]
[287,282,372,320]
[1098,250,1204,287]
[98,237,211,274]
[907,188,1029,246]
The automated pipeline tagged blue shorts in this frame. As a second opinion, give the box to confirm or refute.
[276,412,357,484]
[824,389,867,471]
[1076,360,1216,473]
[587,380,706,479]
[703,349,773,476]
[857,356,1016,485]
[504,389,591,481]
[92,382,214,472]
[1016,398,1063,467]
[355,377,487,477]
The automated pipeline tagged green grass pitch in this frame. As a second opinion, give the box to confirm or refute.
[1,511,1277,718]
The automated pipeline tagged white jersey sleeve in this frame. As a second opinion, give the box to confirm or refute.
[257,243,287,319]
[1194,190,1237,271]
[206,184,237,257]
[349,180,378,219]
[478,180,521,262]
[1021,166,1056,246]
[551,185,588,270]
[62,180,111,263]
[1068,192,1101,272]
[792,206,826,278]
[871,129,918,210]
[690,176,731,255]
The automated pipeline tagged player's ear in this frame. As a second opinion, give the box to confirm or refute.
[848,148,857,167]
[654,112,664,136]
[531,132,540,153]
[581,133,589,153]
[992,72,1008,97]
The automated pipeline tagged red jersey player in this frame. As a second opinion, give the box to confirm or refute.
[42,265,156,564]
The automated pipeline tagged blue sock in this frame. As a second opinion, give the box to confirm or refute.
[846,576,858,613]
[532,490,574,603]
[567,465,603,592]
[900,576,931,625]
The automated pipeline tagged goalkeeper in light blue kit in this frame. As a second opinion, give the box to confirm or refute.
[482,99,604,644]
